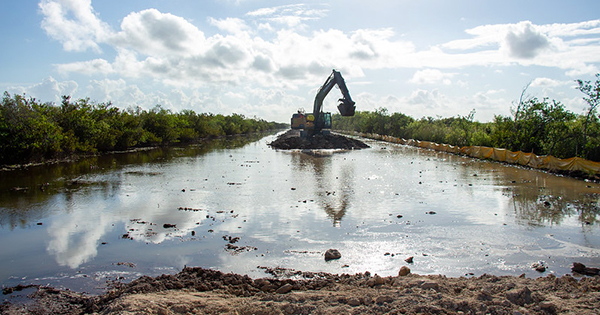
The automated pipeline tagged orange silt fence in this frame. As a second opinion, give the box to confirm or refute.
[356,132,600,176]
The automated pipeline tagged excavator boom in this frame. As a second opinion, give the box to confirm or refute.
[313,70,356,118]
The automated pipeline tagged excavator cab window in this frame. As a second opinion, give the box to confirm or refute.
[320,112,332,129]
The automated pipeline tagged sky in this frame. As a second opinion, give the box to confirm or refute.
[1,0,600,123]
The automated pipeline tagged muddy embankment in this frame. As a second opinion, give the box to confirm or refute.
[268,130,369,150]
[2,264,600,314]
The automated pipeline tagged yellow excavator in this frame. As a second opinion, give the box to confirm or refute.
[291,69,356,137]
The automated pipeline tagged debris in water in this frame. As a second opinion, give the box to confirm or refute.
[324,249,342,261]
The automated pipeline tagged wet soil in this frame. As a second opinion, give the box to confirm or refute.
[3,265,600,314]
[268,130,369,150]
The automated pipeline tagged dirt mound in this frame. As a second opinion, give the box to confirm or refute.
[3,266,600,314]
[268,130,369,150]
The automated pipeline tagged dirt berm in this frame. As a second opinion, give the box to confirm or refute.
[268,130,369,150]
[3,265,600,314]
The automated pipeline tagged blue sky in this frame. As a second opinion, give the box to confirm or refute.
[1,0,600,122]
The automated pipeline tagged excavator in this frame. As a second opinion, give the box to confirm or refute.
[291,69,355,137]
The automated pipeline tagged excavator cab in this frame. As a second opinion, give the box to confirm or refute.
[319,112,332,129]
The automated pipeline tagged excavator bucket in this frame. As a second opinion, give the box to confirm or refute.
[337,99,356,116]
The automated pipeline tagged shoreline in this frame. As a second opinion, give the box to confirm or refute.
[0,130,285,172]
[2,265,599,314]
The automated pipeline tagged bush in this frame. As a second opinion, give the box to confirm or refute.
[0,92,284,165]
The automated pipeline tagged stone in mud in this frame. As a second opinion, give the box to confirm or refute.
[398,266,411,276]
[276,283,294,294]
[347,297,361,306]
[421,281,439,291]
[505,286,533,306]
[572,262,600,276]
[375,295,394,304]
[324,249,342,261]
[532,262,547,273]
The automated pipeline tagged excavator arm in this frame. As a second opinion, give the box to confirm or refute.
[312,70,356,134]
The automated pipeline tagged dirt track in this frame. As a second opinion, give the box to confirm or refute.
[268,130,369,150]
[2,265,600,314]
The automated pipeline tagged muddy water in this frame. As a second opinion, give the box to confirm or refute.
[1,132,599,295]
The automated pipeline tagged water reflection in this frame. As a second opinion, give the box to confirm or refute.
[511,191,600,227]
[0,133,273,269]
[0,134,269,229]
[1,133,599,293]
[289,152,355,226]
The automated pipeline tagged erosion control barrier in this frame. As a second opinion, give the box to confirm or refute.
[352,132,600,176]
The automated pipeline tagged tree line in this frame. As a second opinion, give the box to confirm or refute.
[333,74,600,162]
[0,92,287,165]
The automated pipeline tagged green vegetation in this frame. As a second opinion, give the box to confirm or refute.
[0,92,286,165]
[334,74,600,162]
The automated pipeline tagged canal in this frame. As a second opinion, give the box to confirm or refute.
[1,131,599,295]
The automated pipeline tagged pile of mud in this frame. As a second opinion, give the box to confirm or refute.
[268,130,369,150]
[3,266,600,314]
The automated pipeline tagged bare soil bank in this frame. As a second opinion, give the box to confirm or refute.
[2,265,600,314]
[268,130,369,150]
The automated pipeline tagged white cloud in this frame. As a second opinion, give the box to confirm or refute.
[540,20,600,37]
[407,89,442,109]
[9,77,78,103]
[56,58,114,75]
[410,69,455,85]
[208,17,250,35]
[441,20,600,73]
[503,21,552,59]
[246,6,278,17]
[40,1,600,88]
[39,0,111,52]
[28,1,600,123]
[530,77,566,88]
[246,4,328,29]
[110,9,206,57]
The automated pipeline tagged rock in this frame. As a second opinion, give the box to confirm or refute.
[276,284,293,294]
[398,266,411,276]
[375,295,394,304]
[163,223,176,228]
[260,284,276,292]
[347,298,361,306]
[539,301,556,312]
[324,249,341,261]
[405,256,414,264]
[253,279,270,287]
[572,262,600,276]
[532,261,547,273]
[421,281,439,291]
[505,286,533,306]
